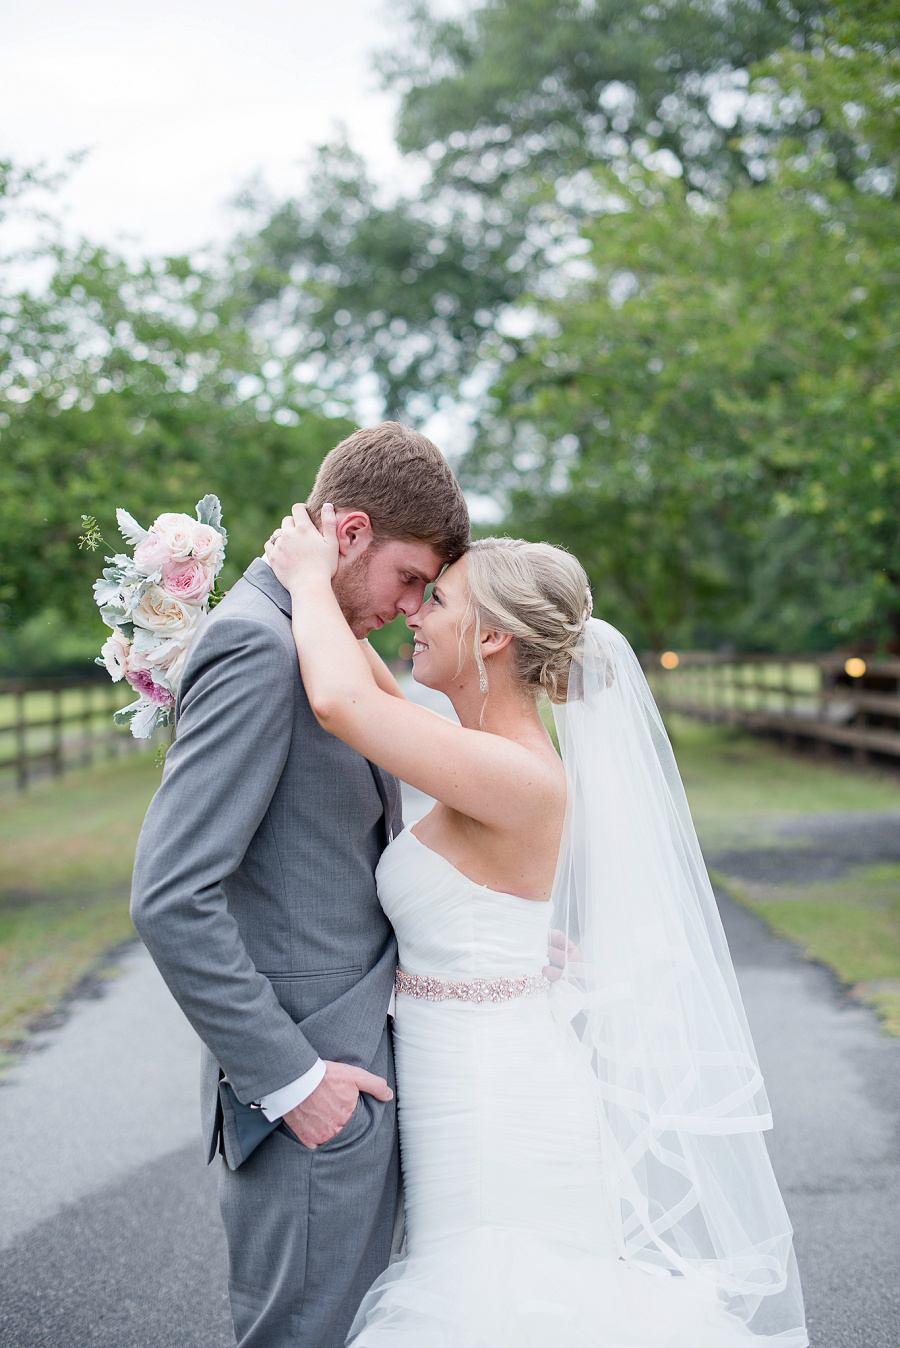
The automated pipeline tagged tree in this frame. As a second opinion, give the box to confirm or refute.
[465,1,899,648]
[0,176,353,656]
[237,0,829,419]
[383,0,826,196]
[238,140,525,419]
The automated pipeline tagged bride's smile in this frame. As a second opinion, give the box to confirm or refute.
[405,566,465,693]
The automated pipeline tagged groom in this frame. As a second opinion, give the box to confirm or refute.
[131,423,469,1347]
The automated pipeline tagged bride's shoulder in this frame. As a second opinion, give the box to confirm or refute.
[500,738,567,816]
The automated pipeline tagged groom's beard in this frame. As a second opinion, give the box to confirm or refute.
[333,548,382,638]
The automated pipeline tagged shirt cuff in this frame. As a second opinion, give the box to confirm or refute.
[258,1059,326,1121]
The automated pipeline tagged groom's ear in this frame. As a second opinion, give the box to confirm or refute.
[334,510,374,558]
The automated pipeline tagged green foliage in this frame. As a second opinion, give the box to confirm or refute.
[4,0,897,666]
[239,1,825,417]
[0,217,354,658]
[383,0,824,194]
[756,0,900,178]
[471,163,898,647]
[237,140,525,418]
[464,2,899,649]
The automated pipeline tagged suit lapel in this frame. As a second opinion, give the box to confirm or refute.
[243,557,292,617]
[243,558,400,847]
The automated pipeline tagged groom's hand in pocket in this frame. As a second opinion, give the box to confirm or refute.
[281,1060,393,1148]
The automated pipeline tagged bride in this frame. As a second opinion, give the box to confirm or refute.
[266,504,808,1348]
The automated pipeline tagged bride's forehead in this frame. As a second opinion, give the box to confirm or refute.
[436,557,467,596]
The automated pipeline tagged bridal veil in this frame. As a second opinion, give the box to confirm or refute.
[548,618,808,1345]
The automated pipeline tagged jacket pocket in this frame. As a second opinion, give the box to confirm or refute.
[259,966,362,980]
[264,967,363,1022]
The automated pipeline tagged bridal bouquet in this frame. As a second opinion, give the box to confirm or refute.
[84,495,227,738]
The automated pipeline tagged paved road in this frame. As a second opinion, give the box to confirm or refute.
[2,764,898,1344]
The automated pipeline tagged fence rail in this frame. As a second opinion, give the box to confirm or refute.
[0,677,158,792]
[3,653,898,793]
[645,652,900,762]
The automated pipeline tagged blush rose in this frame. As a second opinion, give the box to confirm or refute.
[124,649,175,706]
[191,523,225,569]
[133,532,172,576]
[160,558,214,604]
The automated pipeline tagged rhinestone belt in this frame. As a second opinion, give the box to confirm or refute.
[394,969,550,1004]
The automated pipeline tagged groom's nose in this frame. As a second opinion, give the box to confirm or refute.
[395,586,426,617]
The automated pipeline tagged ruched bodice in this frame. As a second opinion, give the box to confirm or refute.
[348,824,748,1347]
[375,827,550,980]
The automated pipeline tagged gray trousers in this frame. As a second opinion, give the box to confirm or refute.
[218,1028,399,1347]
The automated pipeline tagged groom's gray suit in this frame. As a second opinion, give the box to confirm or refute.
[131,557,402,1347]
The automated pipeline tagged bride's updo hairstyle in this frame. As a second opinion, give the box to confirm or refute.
[461,538,592,703]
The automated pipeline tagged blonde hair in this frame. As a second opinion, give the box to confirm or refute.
[460,538,592,703]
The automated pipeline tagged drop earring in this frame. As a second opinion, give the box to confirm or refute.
[479,669,488,695]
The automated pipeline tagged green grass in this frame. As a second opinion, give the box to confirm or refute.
[712,865,900,1036]
[669,717,900,1035]
[670,715,900,826]
[0,754,160,1053]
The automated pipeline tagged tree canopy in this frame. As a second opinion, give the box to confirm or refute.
[2,0,896,669]
[465,0,898,648]
[0,169,352,666]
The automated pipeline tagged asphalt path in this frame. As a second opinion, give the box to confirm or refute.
[1,702,898,1345]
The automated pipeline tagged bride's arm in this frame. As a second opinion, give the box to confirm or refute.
[267,507,555,830]
[360,639,406,699]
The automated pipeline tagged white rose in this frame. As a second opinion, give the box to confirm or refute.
[131,584,201,636]
[100,628,130,682]
[152,512,197,560]
[191,523,225,569]
[146,621,203,691]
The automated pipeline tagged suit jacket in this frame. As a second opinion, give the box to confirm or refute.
[130,558,402,1168]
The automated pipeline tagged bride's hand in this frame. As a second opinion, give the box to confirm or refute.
[265,502,339,591]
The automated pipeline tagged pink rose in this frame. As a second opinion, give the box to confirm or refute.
[133,531,173,576]
[152,512,197,560]
[191,523,225,569]
[124,649,174,706]
[100,628,130,682]
[160,558,214,604]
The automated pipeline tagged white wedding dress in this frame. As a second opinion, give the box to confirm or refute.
[347,827,755,1347]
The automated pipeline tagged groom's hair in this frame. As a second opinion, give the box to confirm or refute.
[307,422,470,564]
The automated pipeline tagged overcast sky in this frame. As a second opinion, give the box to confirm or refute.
[1,0,491,473]
[1,0,416,256]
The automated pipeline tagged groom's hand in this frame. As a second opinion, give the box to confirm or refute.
[544,928,579,982]
[281,1060,393,1149]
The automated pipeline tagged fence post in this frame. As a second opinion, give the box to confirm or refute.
[15,690,27,791]
[82,684,93,768]
[52,687,64,777]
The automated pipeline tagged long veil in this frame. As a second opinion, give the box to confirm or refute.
[549,618,808,1345]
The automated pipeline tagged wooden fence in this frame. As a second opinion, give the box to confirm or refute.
[3,653,898,793]
[645,652,900,763]
[0,677,160,792]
